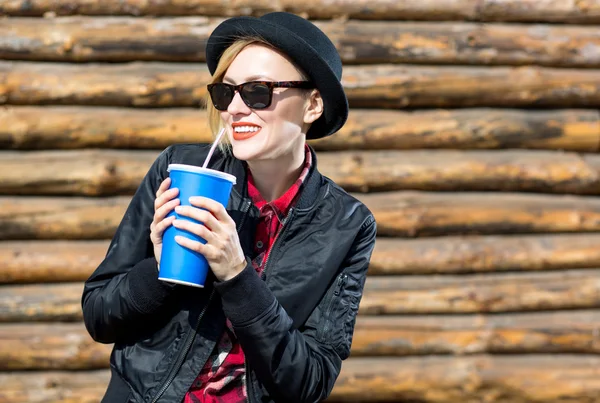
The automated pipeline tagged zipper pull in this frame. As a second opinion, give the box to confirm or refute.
[334,274,348,296]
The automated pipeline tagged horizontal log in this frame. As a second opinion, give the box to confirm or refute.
[0,283,83,322]
[360,269,600,314]
[478,0,600,24]
[4,191,600,240]
[4,18,600,68]
[5,234,600,284]
[3,107,599,152]
[1,0,599,24]
[360,191,600,237]
[319,149,600,194]
[4,311,600,370]
[0,323,112,370]
[3,355,600,402]
[0,370,110,403]
[7,149,600,195]
[0,241,108,283]
[4,270,600,321]
[318,108,600,152]
[3,62,600,108]
[331,355,600,402]
[353,311,600,356]
[0,62,211,108]
[0,197,127,240]
[0,150,157,196]
[370,234,600,275]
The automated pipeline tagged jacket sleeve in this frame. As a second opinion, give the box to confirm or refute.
[81,147,178,344]
[214,215,377,403]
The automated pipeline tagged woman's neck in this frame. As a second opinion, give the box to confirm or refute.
[247,146,306,202]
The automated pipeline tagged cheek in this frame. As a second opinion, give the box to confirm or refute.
[262,100,306,128]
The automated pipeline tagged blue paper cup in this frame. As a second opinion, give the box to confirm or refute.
[158,164,236,288]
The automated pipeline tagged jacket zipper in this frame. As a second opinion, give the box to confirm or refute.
[150,199,252,403]
[321,274,348,339]
[150,288,215,403]
[243,207,295,403]
[262,207,294,279]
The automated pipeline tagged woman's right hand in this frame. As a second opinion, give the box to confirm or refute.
[150,177,180,267]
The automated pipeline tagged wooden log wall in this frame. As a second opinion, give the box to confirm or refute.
[2,1,600,402]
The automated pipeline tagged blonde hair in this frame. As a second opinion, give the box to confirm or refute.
[205,37,310,153]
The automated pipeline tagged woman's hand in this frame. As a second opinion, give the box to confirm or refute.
[150,177,180,267]
[173,196,246,282]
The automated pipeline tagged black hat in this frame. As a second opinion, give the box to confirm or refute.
[206,12,349,139]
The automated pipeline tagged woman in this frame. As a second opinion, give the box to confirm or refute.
[82,12,376,403]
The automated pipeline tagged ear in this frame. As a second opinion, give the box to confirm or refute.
[303,89,324,125]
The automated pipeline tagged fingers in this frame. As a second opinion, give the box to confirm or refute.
[188,197,233,224]
[174,205,220,232]
[151,177,179,243]
[156,177,171,198]
[174,235,218,260]
[151,215,176,241]
[155,197,180,224]
[155,179,179,212]
[172,219,215,244]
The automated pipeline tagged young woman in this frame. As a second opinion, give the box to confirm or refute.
[82,12,376,403]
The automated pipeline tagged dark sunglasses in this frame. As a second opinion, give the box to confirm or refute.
[207,81,315,111]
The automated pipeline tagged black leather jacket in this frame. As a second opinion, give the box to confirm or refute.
[82,143,376,403]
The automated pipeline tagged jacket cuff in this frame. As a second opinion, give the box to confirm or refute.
[127,257,178,315]
[214,263,275,325]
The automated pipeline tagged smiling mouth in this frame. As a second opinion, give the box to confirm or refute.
[232,125,262,140]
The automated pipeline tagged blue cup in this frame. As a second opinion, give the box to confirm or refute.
[158,164,236,288]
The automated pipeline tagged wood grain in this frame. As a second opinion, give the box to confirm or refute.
[0,323,112,370]
[4,234,600,283]
[357,191,600,237]
[352,311,600,356]
[3,355,600,402]
[3,17,600,67]
[330,355,600,402]
[3,62,600,108]
[0,283,84,322]
[360,269,600,314]
[3,192,600,240]
[4,311,600,370]
[0,196,128,240]
[0,241,108,283]
[3,107,598,152]
[4,271,600,321]
[6,149,600,195]
[1,0,599,24]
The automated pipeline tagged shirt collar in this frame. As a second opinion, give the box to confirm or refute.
[247,144,312,218]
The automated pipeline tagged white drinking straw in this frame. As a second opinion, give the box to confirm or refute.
[202,128,226,169]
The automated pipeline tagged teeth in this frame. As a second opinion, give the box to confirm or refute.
[233,126,260,133]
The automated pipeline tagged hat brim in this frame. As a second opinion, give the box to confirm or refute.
[206,17,348,140]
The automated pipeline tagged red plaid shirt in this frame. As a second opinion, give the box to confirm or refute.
[184,145,312,403]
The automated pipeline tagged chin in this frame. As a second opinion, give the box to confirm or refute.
[231,143,265,162]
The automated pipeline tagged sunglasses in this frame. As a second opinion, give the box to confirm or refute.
[207,81,315,111]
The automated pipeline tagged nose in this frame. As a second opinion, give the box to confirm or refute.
[227,90,252,116]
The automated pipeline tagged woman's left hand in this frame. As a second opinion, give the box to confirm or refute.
[173,196,246,282]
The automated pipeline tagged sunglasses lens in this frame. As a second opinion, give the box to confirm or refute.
[209,84,234,110]
[241,82,271,109]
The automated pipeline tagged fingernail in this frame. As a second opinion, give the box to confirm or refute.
[175,206,183,213]
[189,196,200,203]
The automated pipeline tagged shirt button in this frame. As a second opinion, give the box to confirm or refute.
[256,241,264,249]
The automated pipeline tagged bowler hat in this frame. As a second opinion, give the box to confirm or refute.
[206,12,348,139]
